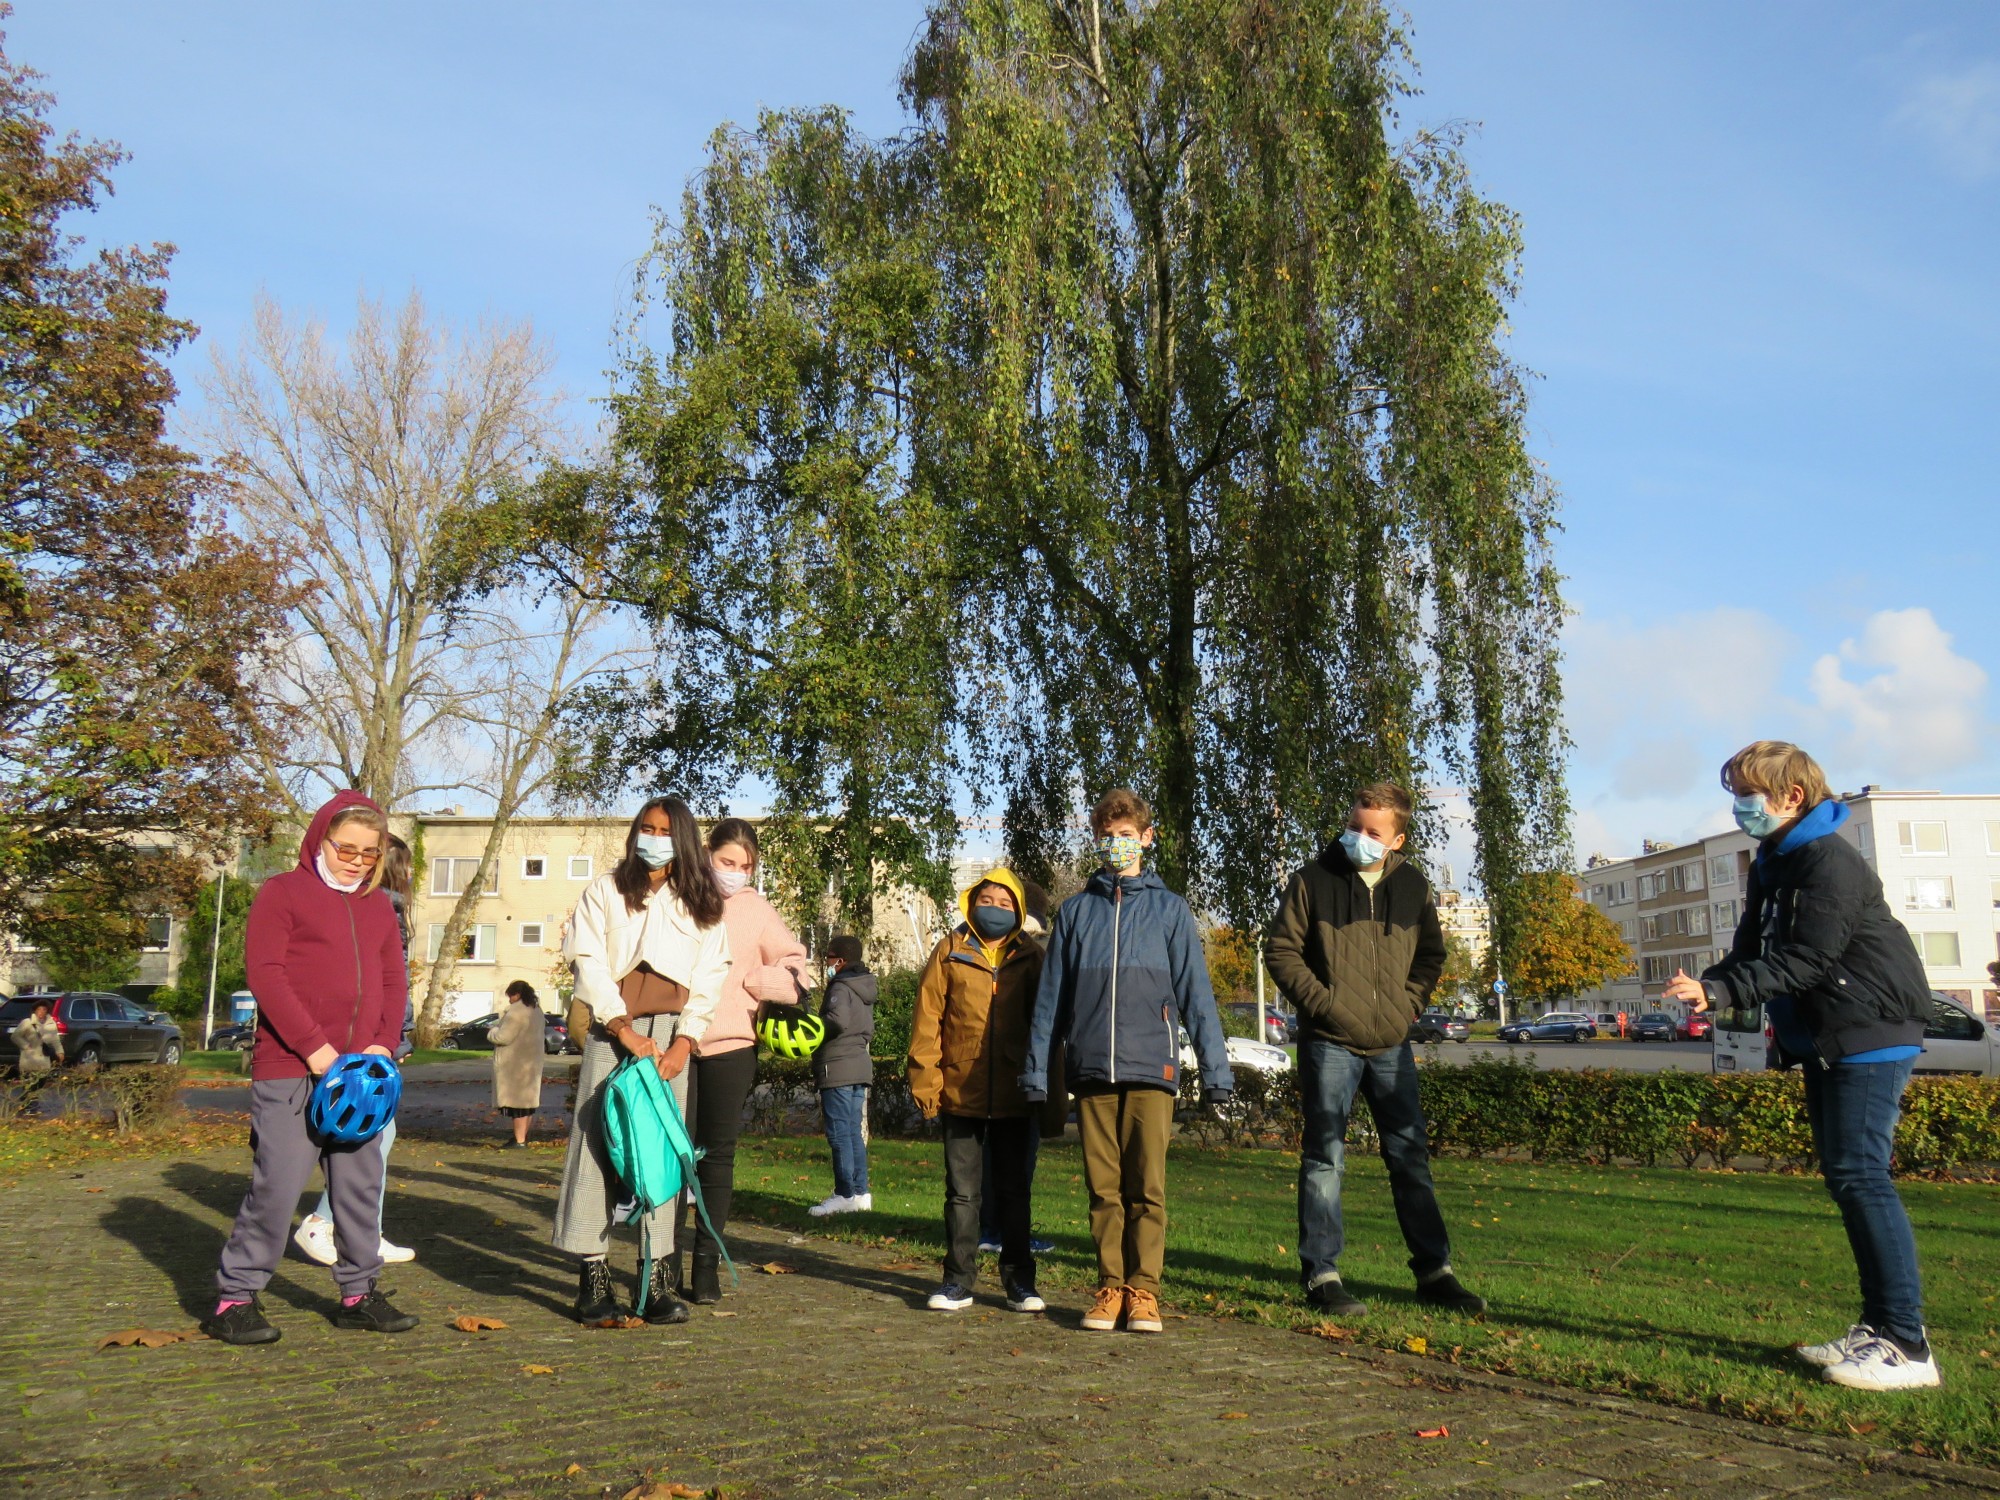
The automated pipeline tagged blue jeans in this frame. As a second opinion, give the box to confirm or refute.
[821,1085,869,1197]
[1803,1056,1924,1346]
[1298,1039,1451,1288]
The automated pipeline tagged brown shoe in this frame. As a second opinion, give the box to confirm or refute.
[1125,1287,1163,1333]
[1081,1284,1124,1331]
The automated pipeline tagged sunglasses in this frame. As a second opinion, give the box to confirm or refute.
[325,839,381,866]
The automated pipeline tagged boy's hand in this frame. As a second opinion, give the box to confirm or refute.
[306,1044,339,1075]
[1662,969,1709,1010]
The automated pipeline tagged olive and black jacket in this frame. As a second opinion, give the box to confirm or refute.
[1701,799,1928,1064]
[1264,842,1446,1056]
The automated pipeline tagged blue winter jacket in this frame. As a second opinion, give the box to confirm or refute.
[1022,869,1234,1098]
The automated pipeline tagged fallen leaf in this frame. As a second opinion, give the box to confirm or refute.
[1008,1348,1023,1357]
[96,1328,198,1350]
[1416,1425,1451,1440]
[521,1363,555,1375]
[563,1463,583,1476]
[1081,1394,1112,1406]
[584,1315,648,1330]
[1309,1322,1354,1340]
[1404,1335,1428,1355]
[407,1418,441,1433]
[757,1261,796,1275]
[621,1484,707,1500]
[452,1314,509,1332]
[883,1259,929,1271]
[710,1309,739,1318]
[1220,1411,1249,1420]
[85,1187,104,1194]
[1847,1420,1879,1436]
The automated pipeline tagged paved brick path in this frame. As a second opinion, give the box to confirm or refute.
[2,1141,1993,1499]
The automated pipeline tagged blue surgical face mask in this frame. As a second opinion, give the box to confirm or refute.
[1339,828,1388,868]
[1732,794,1783,840]
[634,832,674,869]
[970,904,1016,939]
[1096,833,1145,871]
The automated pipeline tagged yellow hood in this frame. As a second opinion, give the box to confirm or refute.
[958,866,1028,965]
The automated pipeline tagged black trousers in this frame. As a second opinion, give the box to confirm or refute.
[941,1113,1034,1289]
[684,1045,758,1261]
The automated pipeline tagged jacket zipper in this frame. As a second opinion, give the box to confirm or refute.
[343,895,366,1054]
[983,936,998,1114]
[1108,882,1122,1085]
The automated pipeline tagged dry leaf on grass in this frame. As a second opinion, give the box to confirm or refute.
[563,1463,583,1476]
[584,1316,648,1331]
[1416,1426,1450,1440]
[756,1261,795,1275]
[521,1363,555,1375]
[1081,1394,1112,1406]
[85,1187,104,1194]
[1219,1412,1249,1420]
[1404,1335,1428,1355]
[96,1328,198,1350]
[452,1314,509,1332]
[621,1483,708,1499]
[710,1309,738,1318]
[882,1259,929,1271]
[1847,1420,1879,1436]
[1309,1322,1354,1340]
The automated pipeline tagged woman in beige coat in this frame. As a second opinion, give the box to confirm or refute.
[490,980,548,1146]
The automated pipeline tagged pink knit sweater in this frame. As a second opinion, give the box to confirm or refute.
[697,888,812,1056]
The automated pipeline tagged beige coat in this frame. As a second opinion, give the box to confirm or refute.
[565,873,731,1042]
[488,1001,546,1111]
[11,1014,61,1076]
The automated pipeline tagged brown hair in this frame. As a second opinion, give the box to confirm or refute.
[1090,787,1153,836]
[326,805,390,893]
[1720,741,1833,809]
[612,796,724,926]
[1352,781,1414,836]
[506,979,539,1006]
[707,816,760,868]
[378,833,413,904]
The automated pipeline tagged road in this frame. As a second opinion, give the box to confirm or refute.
[1417,1037,1716,1073]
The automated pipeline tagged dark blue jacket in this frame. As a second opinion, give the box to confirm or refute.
[1022,869,1233,1097]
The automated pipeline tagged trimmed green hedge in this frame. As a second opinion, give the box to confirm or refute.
[1177,1053,2000,1175]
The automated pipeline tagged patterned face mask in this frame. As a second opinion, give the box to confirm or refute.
[1096,833,1145,871]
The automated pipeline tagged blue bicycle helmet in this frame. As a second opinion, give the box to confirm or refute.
[308,1053,402,1145]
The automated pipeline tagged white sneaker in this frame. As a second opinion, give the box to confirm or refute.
[807,1195,852,1218]
[379,1237,415,1264]
[1796,1323,1872,1368]
[845,1192,872,1212]
[1822,1334,1942,1391]
[292,1214,336,1266]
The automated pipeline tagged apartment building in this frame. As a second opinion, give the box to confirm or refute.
[404,812,943,1024]
[1579,788,2000,1021]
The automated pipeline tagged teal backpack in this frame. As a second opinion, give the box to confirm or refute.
[601,1057,736,1314]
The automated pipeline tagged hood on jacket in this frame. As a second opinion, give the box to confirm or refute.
[959,867,1028,964]
[1765,797,1849,862]
[299,789,388,886]
[1083,866,1169,900]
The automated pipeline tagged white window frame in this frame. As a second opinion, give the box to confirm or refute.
[1689,906,1709,937]
[1709,855,1735,886]
[1986,821,2000,857]
[521,856,547,881]
[519,922,545,947]
[1898,821,1948,857]
[568,855,593,881]
[426,923,500,964]
[1682,862,1705,892]
[430,857,499,898]
[141,915,173,952]
[1911,930,1961,968]
[1904,876,1955,913]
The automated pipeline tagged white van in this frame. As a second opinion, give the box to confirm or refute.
[1711,991,1999,1076]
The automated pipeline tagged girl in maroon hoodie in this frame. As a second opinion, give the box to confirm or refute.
[203,791,419,1345]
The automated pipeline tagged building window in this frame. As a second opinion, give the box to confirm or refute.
[521,856,547,880]
[519,922,545,947]
[1682,861,1705,892]
[141,916,173,951]
[1898,821,1948,856]
[1689,906,1709,936]
[1636,875,1654,901]
[1710,855,1734,886]
[1714,900,1737,930]
[1619,919,1637,942]
[1904,877,1955,913]
[430,858,497,898]
[1911,931,1961,968]
[1641,915,1659,941]
[426,923,498,964]
[568,855,593,880]
[1589,884,1607,906]
[1987,821,2000,856]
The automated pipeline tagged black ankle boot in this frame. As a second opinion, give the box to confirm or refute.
[690,1248,721,1305]
[642,1256,690,1325]
[574,1257,622,1325]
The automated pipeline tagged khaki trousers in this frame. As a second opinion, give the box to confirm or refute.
[1076,1086,1174,1293]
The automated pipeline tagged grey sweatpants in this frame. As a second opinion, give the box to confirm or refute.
[552,1013,687,1258]
[216,1078,387,1300]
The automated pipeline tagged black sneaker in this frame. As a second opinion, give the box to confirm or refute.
[332,1288,419,1333]
[641,1258,691,1325]
[202,1296,281,1346]
[1415,1271,1487,1315]
[689,1251,722,1306]
[1004,1280,1046,1313]
[574,1258,624,1325]
[1305,1278,1368,1318]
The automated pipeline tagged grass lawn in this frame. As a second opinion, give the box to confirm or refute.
[733,1133,2000,1466]
[182,1048,470,1074]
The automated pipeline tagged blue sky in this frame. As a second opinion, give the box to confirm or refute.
[12,1,1998,864]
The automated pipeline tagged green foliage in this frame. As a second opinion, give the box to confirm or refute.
[151,873,255,1020]
[1505,871,1633,1003]
[31,878,144,991]
[870,966,920,1064]
[1204,925,1257,1010]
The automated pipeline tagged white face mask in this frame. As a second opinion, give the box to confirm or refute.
[317,850,364,893]
[634,832,674,869]
[715,868,751,897]
[1339,828,1389,869]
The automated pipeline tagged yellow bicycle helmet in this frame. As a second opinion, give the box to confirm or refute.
[757,1002,825,1060]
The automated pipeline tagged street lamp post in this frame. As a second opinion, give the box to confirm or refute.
[201,870,226,1048]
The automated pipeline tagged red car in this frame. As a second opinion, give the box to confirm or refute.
[1678,1014,1712,1041]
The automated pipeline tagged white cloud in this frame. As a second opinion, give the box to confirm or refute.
[1895,59,2000,180]
[1807,607,1991,779]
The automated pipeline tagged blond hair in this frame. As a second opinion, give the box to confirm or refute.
[326,805,391,893]
[1719,741,1833,809]
[1090,787,1153,836]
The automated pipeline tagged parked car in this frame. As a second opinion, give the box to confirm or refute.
[0,991,184,1069]
[1677,1014,1712,1041]
[1632,1011,1678,1042]
[1178,1028,1292,1078]
[436,1010,569,1055]
[1410,1010,1471,1044]
[208,1022,257,1051]
[1497,1011,1597,1045]
[1711,991,2000,1077]
[1223,1002,1293,1047]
